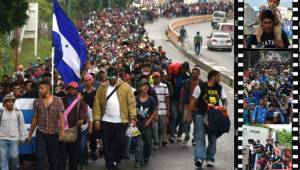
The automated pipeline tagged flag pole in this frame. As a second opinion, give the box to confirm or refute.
[51,0,54,94]
[51,47,54,94]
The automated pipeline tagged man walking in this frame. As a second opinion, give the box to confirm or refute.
[93,67,137,170]
[194,32,202,55]
[188,70,228,168]
[0,94,26,170]
[28,80,65,170]
[180,66,203,145]
[179,26,188,47]
[152,72,170,146]
[57,81,88,170]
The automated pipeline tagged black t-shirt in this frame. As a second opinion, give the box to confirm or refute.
[82,88,96,109]
[136,96,156,128]
[134,87,158,105]
[247,29,290,48]
[265,143,273,152]
[180,28,186,37]
[197,82,222,115]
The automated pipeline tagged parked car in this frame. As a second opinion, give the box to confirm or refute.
[211,11,227,28]
[207,32,232,52]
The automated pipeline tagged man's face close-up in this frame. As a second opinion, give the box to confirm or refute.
[262,18,274,34]
[268,0,278,9]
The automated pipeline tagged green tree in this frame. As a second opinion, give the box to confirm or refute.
[0,0,29,76]
[277,129,292,149]
[0,0,29,34]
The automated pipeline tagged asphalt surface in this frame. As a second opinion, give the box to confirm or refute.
[85,17,234,170]
[178,19,234,74]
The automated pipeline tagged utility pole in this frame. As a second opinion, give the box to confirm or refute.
[108,0,111,8]
[68,0,72,16]
[14,28,20,72]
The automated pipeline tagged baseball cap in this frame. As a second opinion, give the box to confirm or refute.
[67,81,79,89]
[138,79,150,87]
[107,68,118,80]
[3,94,16,102]
[84,74,94,82]
[152,72,160,77]
[123,74,131,81]
[18,65,24,69]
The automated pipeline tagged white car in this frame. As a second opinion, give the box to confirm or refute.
[215,23,233,39]
[211,11,227,28]
[207,32,232,52]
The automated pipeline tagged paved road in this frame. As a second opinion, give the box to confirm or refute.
[85,17,234,170]
[177,19,234,74]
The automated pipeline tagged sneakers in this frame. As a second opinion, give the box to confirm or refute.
[206,161,214,167]
[152,145,159,150]
[135,161,143,168]
[183,134,190,145]
[177,135,182,142]
[169,137,175,143]
[192,139,196,146]
[80,165,86,170]
[98,148,104,156]
[162,141,168,147]
[195,159,203,168]
[91,152,97,161]
[144,157,150,165]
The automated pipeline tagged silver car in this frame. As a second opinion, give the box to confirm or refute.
[207,32,232,52]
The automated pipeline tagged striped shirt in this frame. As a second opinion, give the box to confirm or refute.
[152,82,169,116]
[33,96,65,134]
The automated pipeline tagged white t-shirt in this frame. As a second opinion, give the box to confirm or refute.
[102,82,122,123]
[81,106,93,132]
[152,82,169,116]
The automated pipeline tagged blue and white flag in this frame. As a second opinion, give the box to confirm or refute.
[52,0,87,84]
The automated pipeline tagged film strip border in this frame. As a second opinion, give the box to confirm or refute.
[291,0,299,169]
[234,0,244,169]
[234,0,300,169]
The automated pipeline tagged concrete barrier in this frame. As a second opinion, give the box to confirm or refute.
[165,13,234,88]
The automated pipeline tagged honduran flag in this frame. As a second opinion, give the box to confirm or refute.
[52,0,87,84]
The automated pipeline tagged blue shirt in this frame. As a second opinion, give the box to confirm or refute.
[259,75,268,84]
[245,96,258,106]
[252,90,263,102]
[243,109,251,125]
[252,105,268,124]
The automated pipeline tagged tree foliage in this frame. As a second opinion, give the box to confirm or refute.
[277,129,292,149]
[0,0,29,33]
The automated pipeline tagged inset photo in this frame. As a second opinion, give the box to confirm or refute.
[243,50,293,125]
[244,0,292,49]
[242,124,292,170]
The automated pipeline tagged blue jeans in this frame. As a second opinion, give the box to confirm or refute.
[194,114,217,162]
[135,127,152,163]
[150,121,159,146]
[158,115,168,144]
[170,100,180,138]
[183,111,197,136]
[0,139,19,170]
[195,43,201,55]
[80,129,89,165]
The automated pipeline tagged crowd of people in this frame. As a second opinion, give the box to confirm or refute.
[247,139,291,170]
[0,2,231,170]
[243,58,293,125]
